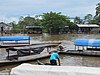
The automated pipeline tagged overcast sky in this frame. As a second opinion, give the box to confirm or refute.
[0,0,99,23]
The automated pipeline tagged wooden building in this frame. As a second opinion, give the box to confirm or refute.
[25,26,42,34]
[0,22,12,35]
[77,24,100,33]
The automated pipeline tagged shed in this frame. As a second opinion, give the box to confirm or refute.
[77,24,100,33]
[25,26,42,34]
[0,22,12,35]
[0,22,9,31]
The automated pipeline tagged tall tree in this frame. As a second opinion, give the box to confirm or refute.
[41,11,70,34]
[18,16,39,29]
[84,14,93,24]
[95,3,100,16]
[74,16,83,24]
[24,16,35,26]
[94,3,100,25]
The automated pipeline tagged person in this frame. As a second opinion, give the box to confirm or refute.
[57,44,64,51]
[49,49,61,66]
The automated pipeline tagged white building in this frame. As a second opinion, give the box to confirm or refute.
[76,24,100,33]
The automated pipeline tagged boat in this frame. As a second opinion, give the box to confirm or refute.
[0,36,31,48]
[37,60,51,65]
[0,36,62,48]
[0,35,62,66]
[10,63,100,75]
[60,39,100,56]
[74,39,100,50]
[0,52,51,67]
[60,50,100,57]
[14,47,45,56]
[6,43,60,59]
[6,47,45,59]
[0,43,61,66]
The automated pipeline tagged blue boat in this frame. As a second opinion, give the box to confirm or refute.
[74,39,100,50]
[0,36,31,48]
[91,40,100,47]
[0,36,30,41]
[74,39,89,46]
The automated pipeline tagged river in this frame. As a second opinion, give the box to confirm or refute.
[0,33,100,73]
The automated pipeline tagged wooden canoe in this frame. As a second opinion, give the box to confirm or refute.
[0,53,50,67]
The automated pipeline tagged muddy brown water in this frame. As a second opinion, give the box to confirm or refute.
[0,33,100,74]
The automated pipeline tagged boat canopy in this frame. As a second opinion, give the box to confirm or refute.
[91,40,100,47]
[74,39,100,47]
[74,39,89,46]
[0,36,30,41]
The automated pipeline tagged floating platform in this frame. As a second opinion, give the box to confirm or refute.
[59,38,100,57]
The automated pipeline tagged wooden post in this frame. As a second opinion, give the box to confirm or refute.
[29,36,30,45]
[1,27,3,36]
[75,45,76,50]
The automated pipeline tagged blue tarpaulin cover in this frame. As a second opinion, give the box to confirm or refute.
[74,39,100,47]
[91,40,100,47]
[88,39,95,46]
[74,39,89,46]
[0,36,30,41]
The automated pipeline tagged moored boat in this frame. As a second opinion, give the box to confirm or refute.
[0,43,60,66]
[60,39,100,56]
[0,35,31,48]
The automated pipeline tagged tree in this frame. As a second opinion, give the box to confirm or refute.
[95,3,100,17]
[41,11,70,34]
[84,14,93,24]
[24,16,35,26]
[74,16,83,24]
[18,16,40,29]
[94,3,100,25]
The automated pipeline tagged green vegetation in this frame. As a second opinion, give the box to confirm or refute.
[94,3,100,25]
[41,11,71,34]
[9,3,100,34]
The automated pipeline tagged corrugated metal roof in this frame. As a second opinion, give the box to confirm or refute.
[77,24,100,28]
[0,22,8,27]
[26,26,42,28]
